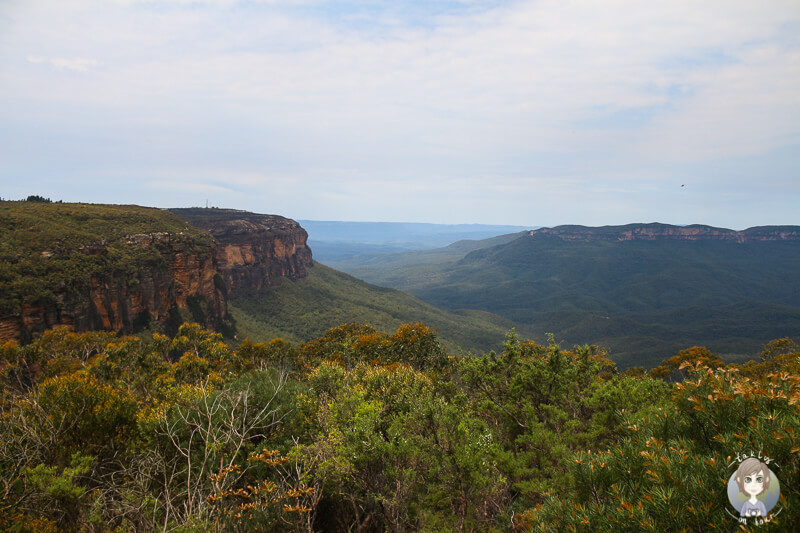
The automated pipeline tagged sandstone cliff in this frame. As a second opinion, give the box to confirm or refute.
[169,208,314,293]
[0,229,226,342]
[529,223,800,243]
[1,204,314,343]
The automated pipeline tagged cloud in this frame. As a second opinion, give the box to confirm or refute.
[26,55,100,72]
[1,0,799,226]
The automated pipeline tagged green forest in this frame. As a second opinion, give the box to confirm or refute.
[329,230,800,367]
[1,323,797,532]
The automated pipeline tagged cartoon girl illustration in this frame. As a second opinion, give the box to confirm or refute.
[735,457,770,517]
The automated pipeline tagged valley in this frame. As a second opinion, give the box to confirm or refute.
[3,202,798,368]
[324,223,800,367]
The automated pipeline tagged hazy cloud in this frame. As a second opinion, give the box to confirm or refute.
[26,55,100,72]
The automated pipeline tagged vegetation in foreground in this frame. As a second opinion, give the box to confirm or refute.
[1,323,798,532]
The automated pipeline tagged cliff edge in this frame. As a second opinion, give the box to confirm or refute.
[0,203,313,342]
[0,203,229,341]
[529,223,800,242]
[168,208,313,293]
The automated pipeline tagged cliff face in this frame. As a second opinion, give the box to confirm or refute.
[0,204,316,342]
[0,232,226,341]
[1,205,315,342]
[169,209,314,293]
[529,224,800,243]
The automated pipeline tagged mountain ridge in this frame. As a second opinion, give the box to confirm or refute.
[1,203,519,353]
[528,223,800,242]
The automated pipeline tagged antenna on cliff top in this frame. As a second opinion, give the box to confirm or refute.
[206,199,209,208]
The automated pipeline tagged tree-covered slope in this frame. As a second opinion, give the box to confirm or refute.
[228,262,524,354]
[417,233,800,366]
[422,235,800,311]
[323,231,528,289]
[331,226,800,367]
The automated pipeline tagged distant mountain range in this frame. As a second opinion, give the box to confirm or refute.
[328,223,800,367]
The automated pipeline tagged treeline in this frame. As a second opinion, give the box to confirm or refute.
[0,324,798,531]
[0,196,58,203]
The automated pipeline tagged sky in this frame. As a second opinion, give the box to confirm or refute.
[1,0,798,229]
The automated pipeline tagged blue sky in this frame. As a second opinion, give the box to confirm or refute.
[1,0,798,229]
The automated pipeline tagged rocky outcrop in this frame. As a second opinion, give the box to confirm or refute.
[1,206,314,343]
[87,232,225,331]
[529,223,800,243]
[169,209,314,293]
[0,232,227,342]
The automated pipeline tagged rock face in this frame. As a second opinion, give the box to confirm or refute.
[529,223,800,243]
[0,232,227,342]
[169,209,314,293]
[0,205,313,342]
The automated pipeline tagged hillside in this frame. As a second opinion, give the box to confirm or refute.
[335,223,800,367]
[0,201,228,340]
[324,231,528,289]
[171,209,521,353]
[228,262,524,354]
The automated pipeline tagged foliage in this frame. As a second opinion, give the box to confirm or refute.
[300,360,507,531]
[1,322,796,531]
[25,196,52,203]
[24,453,94,529]
[457,332,670,510]
[649,345,725,381]
[523,352,800,532]
[298,322,447,372]
[208,448,316,532]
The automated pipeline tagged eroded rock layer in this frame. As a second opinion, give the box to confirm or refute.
[1,204,313,342]
[0,231,226,341]
[529,223,800,242]
[169,208,314,293]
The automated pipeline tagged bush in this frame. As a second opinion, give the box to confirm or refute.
[525,360,800,531]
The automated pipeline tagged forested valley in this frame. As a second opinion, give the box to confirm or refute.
[1,322,798,532]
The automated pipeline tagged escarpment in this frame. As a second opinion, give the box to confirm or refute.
[0,201,229,341]
[3,233,225,341]
[168,208,313,293]
[529,223,800,243]
[0,203,313,342]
